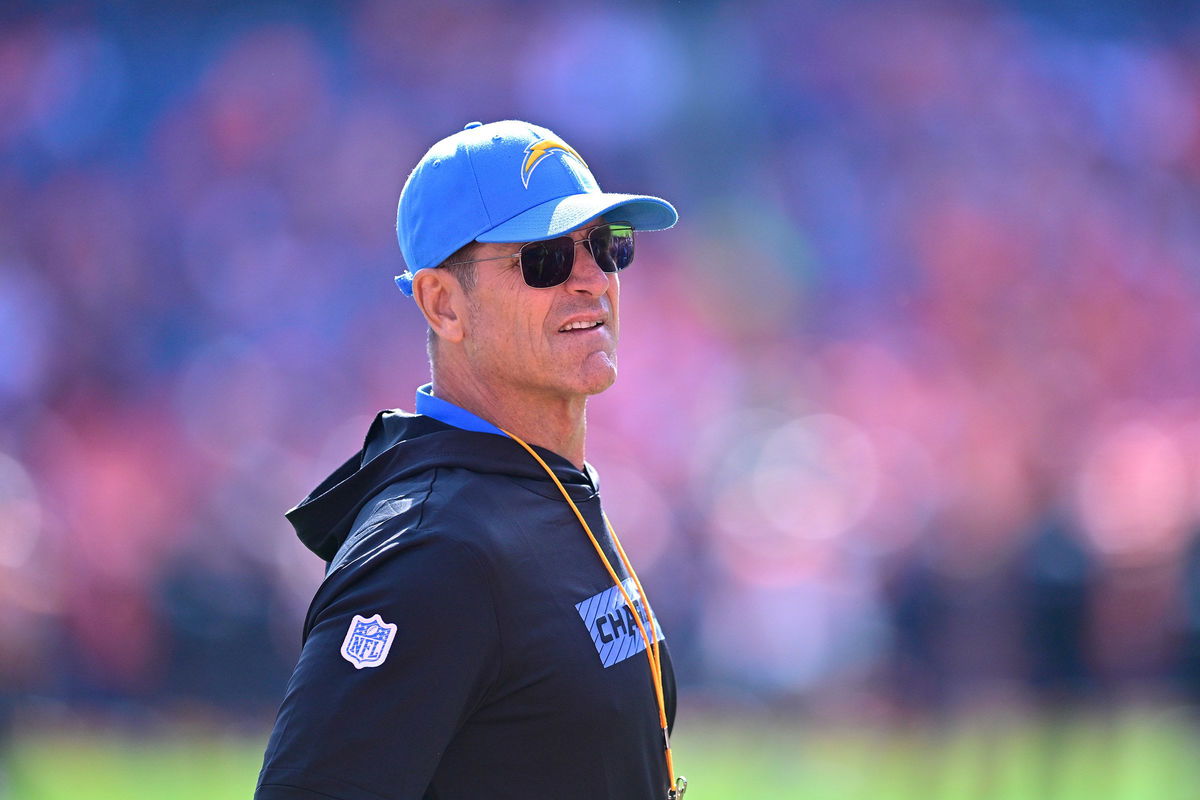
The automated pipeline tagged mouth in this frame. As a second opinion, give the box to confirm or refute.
[558,319,606,333]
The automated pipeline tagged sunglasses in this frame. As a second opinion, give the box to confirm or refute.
[444,222,635,288]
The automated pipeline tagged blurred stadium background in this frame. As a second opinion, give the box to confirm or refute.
[3,0,1200,797]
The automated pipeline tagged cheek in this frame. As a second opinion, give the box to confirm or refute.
[509,298,552,354]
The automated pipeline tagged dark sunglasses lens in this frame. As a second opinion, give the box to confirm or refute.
[520,238,575,288]
[591,224,635,273]
[518,224,635,287]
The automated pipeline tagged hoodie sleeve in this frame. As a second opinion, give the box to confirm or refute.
[255,530,501,800]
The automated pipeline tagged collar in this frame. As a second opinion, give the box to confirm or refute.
[415,383,507,438]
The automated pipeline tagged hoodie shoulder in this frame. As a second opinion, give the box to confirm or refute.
[287,407,595,563]
[325,474,435,574]
[327,463,522,577]
[285,410,460,561]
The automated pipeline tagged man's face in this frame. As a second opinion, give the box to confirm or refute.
[458,221,621,401]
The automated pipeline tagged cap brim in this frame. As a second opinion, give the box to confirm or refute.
[476,193,678,243]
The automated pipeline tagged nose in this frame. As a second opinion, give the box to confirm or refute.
[564,239,610,297]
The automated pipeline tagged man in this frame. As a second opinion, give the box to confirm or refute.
[255,120,685,800]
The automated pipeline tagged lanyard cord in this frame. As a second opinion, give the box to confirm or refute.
[500,429,679,797]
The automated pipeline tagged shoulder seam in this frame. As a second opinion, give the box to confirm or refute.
[414,465,439,533]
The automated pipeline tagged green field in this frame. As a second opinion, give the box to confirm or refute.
[6,709,1198,799]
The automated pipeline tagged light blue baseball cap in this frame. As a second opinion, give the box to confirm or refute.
[394,120,678,296]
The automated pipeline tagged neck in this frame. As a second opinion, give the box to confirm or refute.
[431,363,588,470]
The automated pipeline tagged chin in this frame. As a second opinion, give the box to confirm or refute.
[574,355,618,396]
[583,371,617,396]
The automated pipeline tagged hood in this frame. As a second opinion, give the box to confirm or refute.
[286,410,599,562]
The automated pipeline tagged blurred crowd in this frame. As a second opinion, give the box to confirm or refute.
[3,0,1200,732]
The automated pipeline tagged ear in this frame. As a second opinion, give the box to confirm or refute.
[412,268,467,344]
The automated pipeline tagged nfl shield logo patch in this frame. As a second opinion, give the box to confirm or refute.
[340,613,398,669]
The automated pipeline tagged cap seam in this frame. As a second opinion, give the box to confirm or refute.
[463,140,494,229]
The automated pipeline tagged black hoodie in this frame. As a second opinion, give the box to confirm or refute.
[255,410,676,800]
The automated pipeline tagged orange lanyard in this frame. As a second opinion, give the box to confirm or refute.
[501,430,687,800]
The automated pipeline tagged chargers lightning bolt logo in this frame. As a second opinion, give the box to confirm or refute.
[520,135,588,188]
